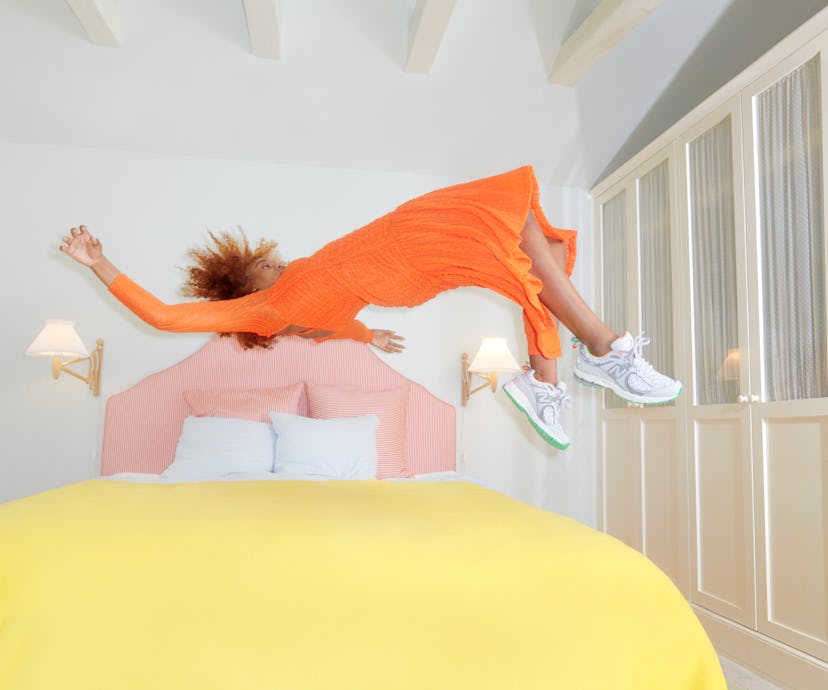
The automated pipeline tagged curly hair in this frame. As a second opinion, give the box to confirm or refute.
[181,228,285,349]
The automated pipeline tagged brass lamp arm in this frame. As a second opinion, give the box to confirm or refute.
[461,353,500,406]
[49,339,104,396]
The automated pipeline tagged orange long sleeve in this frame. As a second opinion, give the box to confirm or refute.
[109,275,284,335]
[321,319,374,343]
[109,275,374,344]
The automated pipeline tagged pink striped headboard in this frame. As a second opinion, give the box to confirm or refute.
[101,336,456,476]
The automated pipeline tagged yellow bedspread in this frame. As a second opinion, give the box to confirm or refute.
[0,479,725,690]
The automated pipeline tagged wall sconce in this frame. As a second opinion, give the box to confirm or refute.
[26,320,104,396]
[461,337,521,406]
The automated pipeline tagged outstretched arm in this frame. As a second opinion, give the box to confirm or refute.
[108,275,281,334]
[60,225,281,335]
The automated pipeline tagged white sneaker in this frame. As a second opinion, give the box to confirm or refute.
[503,370,571,449]
[574,332,682,405]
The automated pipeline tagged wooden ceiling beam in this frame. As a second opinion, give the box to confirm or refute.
[405,0,457,74]
[242,0,281,60]
[65,0,121,47]
[549,0,665,86]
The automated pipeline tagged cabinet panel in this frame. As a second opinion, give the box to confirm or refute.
[603,417,641,550]
[642,417,686,593]
[693,416,756,627]
[758,412,828,661]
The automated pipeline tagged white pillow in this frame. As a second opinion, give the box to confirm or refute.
[163,416,275,480]
[269,412,379,480]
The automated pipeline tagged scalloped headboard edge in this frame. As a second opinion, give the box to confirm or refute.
[101,336,456,476]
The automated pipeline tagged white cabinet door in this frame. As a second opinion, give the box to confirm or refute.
[679,99,758,628]
[597,151,688,595]
[742,45,828,662]
[636,153,688,595]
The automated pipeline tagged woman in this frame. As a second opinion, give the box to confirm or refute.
[61,166,681,449]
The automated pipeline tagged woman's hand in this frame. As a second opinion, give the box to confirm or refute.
[59,225,122,286]
[60,225,103,267]
[371,329,405,353]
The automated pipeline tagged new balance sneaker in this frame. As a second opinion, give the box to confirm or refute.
[503,370,571,449]
[574,332,682,405]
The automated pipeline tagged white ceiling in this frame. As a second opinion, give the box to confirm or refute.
[1,0,826,188]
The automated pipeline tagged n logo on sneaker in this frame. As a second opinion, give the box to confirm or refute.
[595,357,650,394]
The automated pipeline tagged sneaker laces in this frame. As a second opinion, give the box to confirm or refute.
[628,333,663,384]
[533,382,571,424]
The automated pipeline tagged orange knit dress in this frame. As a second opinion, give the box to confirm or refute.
[109,166,577,359]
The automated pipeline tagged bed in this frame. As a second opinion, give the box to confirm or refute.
[0,336,725,690]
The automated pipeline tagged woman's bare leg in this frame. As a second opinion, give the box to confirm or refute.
[527,238,566,385]
[519,211,617,383]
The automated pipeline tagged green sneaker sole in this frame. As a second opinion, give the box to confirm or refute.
[503,387,570,450]
[574,374,683,406]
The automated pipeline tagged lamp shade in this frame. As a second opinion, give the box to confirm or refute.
[468,337,521,373]
[26,320,89,358]
[717,347,741,381]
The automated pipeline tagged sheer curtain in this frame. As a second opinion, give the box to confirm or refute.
[601,191,627,409]
[638,161,675,382]
[688,117,741,405]
[755,55,828,401]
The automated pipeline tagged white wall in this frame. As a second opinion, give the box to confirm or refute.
[0,141,596,525]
